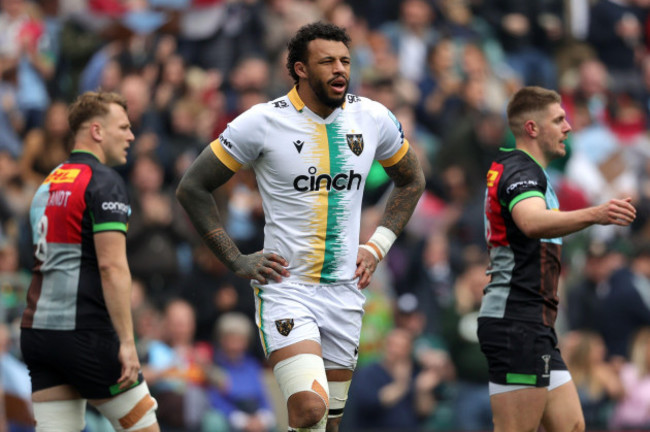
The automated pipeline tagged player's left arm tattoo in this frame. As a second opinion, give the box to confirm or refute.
[380,146,426,235]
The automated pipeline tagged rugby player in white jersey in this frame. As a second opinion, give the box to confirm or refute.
[177,22,425,432]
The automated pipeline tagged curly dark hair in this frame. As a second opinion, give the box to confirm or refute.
[286,22,351,84]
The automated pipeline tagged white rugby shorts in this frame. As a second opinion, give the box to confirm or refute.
[252,280,365,369]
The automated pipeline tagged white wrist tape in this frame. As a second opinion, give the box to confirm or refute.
[360,226,397,261]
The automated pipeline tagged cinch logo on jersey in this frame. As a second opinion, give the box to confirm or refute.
[44,168,81,184]
[293,166,363,192]
[101,201,130,214]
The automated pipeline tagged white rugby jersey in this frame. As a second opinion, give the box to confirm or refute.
[211,87,409,284]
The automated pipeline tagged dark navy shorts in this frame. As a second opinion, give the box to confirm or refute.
[21,328,143,399]
[477,317,567,387]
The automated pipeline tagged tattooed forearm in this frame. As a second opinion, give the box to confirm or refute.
[380,147,426,235]
[202,228,242,268]
[177,146,240,268]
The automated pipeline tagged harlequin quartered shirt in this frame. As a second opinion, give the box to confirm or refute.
[481,148,562,327]
[211,87,409,284]
[22,150,130,331]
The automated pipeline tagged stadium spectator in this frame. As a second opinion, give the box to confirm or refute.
[344,327,439,431]
[610,326,650,430]
[205,312,276,432]
[126,153,196,299]
[440,258,492,431]
[563,330,624,430]
[142,298,221,431]
[595,241,650,361]
[17,100,70,187]
[379,0,439,83]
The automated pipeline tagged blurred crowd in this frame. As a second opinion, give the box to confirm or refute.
[1,0,650,430]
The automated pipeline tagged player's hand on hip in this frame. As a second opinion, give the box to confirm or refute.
[355,247,378,289]
[117,341,141,391]
[233,251,290,284]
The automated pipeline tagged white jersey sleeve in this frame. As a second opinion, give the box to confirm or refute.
[210,104,268,171]
[369,100,409,167]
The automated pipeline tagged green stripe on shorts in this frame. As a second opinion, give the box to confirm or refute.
[506,373,537,385]
[254,286,270,355]
[109,380,139,396]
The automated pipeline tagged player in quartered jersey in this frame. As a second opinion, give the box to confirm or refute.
[20,92,159,432]
[177,22,425,432]
[479,86,636,432]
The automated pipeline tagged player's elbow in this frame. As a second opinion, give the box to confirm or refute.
[413,169,426,197]
[517,221,545,239]
[175,178,193,210]
[97,260,127,283]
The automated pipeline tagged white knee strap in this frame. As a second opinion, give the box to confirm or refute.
[274,354,329,431]
[94,382,158,431]
[273,353,329,407]
[33,399,86,432]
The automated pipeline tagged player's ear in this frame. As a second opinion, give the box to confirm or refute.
[295,61,308,79]
[89,121,103,142]
[524,119,538,138]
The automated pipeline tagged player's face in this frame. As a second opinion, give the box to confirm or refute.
[304,39,351,109]
[101,103,134,167]
[538,103,571,161]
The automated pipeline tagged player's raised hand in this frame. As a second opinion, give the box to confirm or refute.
[232,251,290,284]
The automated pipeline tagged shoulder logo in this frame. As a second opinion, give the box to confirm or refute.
[486,169,499,187]
[346,134,364,156]
[293,140,304,153]
[219,134,233,149]
[272,100,289,108]
[275,319,294,336]
[44,168,81,184]
[346,94,361,104]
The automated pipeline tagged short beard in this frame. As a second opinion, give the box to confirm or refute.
[309,75,347,109]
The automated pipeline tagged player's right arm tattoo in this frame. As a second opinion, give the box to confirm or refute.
[176,146,241,268]
[381,146,426,235]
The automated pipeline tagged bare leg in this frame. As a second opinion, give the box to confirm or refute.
[540,381,585,432]
[325,369,353,432]
[491,387,547,432]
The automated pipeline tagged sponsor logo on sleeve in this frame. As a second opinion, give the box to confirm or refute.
[101,201,130,215]
[219,134,234,149]
[506,180,538,193]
